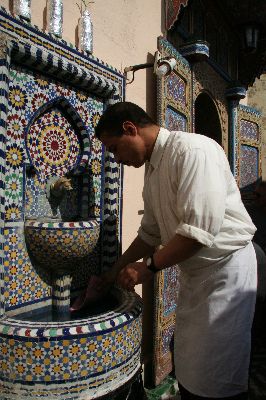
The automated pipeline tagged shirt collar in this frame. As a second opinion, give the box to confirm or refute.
[149,127,171,170]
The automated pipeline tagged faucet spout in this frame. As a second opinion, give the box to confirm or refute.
[46,176,73,200]
[51,177,73,195]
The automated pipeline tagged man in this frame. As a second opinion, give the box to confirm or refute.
[74,101,257,399]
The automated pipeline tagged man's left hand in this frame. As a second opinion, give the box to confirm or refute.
[117,261,153,291]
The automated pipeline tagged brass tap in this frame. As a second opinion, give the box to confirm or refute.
[50,177,73,197]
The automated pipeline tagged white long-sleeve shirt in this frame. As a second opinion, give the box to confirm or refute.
[138,127,256,270]
[137,128,257,397]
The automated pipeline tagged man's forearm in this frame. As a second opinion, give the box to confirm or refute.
[116,233,203,290]
[113,235,155,276]
[153,233,202,271]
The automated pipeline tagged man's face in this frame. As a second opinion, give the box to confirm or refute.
[99,122,146,168]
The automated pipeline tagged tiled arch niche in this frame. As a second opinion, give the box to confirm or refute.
[23,95,96,226]
[25,96,91,181]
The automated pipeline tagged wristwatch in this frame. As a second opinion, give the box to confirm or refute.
[146,254,158,273]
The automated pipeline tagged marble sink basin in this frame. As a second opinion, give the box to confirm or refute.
[24,219,100,271]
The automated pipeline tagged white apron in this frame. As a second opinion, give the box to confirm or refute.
[174,242,257,398]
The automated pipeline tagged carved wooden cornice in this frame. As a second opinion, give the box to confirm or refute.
[166,0,189,30]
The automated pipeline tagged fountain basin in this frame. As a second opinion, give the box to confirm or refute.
[24,219,100,271]
[0,288,142,399]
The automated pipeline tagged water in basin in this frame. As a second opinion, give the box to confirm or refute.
[13,293,119,322]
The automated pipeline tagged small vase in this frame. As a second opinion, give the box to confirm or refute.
[13,0,31,21]
[47,0,63,37]
[78,9,93,54]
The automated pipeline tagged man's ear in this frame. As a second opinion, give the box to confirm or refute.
[122,121,138,136]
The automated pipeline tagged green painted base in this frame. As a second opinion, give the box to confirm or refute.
[145,376,180,399]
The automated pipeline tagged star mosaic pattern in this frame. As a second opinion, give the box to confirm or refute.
[165,106,187,131]
[3,227,51,309]
[240,119,259,141]
[24,220,100,270]
[240,145,259,188]
[0,289,142,398]
[4,65,104,308]
[163,266,180,317]
[27,109,81,180]
[5,64,103,222]
[166,72,186,107]
[0,317,141,383]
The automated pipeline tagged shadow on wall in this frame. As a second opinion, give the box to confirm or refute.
[161,0,167,35]
[240,179,261,207]
[43,5,47,31]
[146,52,157,122]
[195,92,222,145]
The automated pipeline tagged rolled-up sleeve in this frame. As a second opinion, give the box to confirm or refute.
[174,147,227,247]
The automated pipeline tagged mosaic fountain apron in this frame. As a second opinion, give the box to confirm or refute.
[0,8,142,400]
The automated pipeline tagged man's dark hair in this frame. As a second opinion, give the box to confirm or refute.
[95,101,156,138]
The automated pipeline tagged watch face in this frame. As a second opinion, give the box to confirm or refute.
[146,257,152,267]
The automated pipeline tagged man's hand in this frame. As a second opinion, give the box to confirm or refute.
[70,273,114,312]
[117,261,153,291]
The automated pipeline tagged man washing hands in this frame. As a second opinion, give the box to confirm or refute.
[72,102,256,400]
[70,236,156,311]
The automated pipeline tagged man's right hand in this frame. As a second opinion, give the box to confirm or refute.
[70,273,115,312]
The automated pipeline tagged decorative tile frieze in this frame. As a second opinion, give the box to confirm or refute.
[157,37,191,131]
[165,106,187,131]
[237,104,262,188]
[154,36,191,386]
[240,145,259,189]
[240,119,259,141]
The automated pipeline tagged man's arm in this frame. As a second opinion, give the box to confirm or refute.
[117,233,202,290]
[71,235,155,310]
[110,235,155,280]
[152,233,202,269]
[91,235,155,292]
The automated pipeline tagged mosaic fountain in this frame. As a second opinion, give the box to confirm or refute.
[0,7,142,400]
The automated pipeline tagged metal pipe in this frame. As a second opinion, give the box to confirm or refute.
[124,62,154,73]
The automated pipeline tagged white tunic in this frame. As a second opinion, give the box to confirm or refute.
[138,128,257,397]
